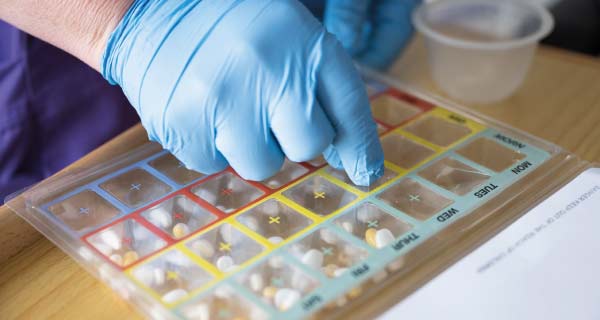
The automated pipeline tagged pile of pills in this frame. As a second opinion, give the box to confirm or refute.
[143,196,217,240]
[89,221,167,267]
[364,228,395,249]
[291,228,368,280]
[242,257,318,311]
[186,224,264,273]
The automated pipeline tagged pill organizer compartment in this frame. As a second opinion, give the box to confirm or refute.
[7,70,584,320]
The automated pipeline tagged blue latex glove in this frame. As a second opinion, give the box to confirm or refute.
[101,0,384,186]
[309,0,420,70]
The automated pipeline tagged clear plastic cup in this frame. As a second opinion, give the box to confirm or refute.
[413,0,554,103]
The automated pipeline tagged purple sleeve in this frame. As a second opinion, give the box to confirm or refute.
[0,20,139,200]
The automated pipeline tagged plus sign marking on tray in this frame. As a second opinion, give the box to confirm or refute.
[268,216,281,224]
[219,242,232,252]
[408,194,421,202]
[130,183,142,191]
[367,220,379,228]
[321,247,333,256]
[313,191,326,199]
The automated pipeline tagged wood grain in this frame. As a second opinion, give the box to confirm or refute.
[1,38,599,319]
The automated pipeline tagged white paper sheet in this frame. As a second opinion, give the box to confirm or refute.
[379,168,600,320]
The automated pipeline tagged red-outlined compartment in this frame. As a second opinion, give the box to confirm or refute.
[184,165,319,216]
[81,213,174,270]
[81,184,224,270]
[370,88,435,130]
[258,161,316,192]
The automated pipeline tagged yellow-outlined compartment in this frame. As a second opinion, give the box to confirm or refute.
[276,171,365,223]
[174,217,273,279]
[124,247,220,308]
[397,107,485,150]
[319,164,407,197]
[229,195,320,249]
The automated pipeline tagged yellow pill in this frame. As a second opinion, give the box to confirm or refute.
[347,286,362,299]
[365,228,377,248]
[322,264,339,278]
[122,251,139,265]
[172,222,190,239]
[262,286,277,299]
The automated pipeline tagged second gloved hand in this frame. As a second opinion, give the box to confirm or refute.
[101,0,384,186]
[302,0,420,70]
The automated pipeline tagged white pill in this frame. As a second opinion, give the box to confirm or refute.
[147,207,172,228]
[176,196,195,213]
[94,243,113,256]
[182,303,209,320]
[162,288,188,304]
[100,229,122,250]
[153,268,166,286]
[268,256,285,269]
[165,253,189,267]
[274,288,301,311]
[109,254,122,265]
[197,190,216,204]
[266,180,280,188]
[132,224,152,241]
[301,249,323,269]
[268,236,284,244]
[375,228,395,249]
[319,229,338,244]
[341,221,354,234]
[191,239,215,258]
[216,255,235,272]
[219,224,237,244]
[333,268,348,278]
[249,273,264,292]
[291,272,310,292]
[261,201,279,215]
[134,267,154,285]
[243,216,260,232]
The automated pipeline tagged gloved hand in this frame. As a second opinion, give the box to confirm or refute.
[302,0,420,70]
[101,0,384,186]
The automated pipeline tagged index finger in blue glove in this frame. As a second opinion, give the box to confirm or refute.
[356,0,420,70]
[316,32,384,186]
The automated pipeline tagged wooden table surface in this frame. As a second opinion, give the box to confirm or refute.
[2,38,600,319]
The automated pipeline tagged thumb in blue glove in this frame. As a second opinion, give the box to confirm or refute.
[102,0,384,186]
[324,0,420,70]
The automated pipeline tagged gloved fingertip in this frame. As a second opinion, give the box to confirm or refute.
[231,156,285,182]
[323,145,343,169]
[172,148,229,177]
[349,159,385,187]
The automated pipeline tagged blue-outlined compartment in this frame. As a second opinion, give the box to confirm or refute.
[40,156,186,237]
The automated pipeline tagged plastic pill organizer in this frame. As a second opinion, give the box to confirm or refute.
[7,71,590,319]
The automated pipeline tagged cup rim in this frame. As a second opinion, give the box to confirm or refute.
[413,0,555,50]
